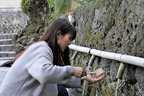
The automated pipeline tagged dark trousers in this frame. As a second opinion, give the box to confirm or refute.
[57,85,69,96]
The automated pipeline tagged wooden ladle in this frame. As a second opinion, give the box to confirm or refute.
[88,68,105,78]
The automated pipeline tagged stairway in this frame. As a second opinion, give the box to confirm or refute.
[0,33,18,85]
[0,33,18,67]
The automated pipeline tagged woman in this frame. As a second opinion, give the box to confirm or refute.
[0,18,104,96]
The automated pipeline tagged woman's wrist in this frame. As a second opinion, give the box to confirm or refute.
[73,67,76,75]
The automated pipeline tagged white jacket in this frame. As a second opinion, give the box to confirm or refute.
[0,41,81,96]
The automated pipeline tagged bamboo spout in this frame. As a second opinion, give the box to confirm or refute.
[116,63,125,79]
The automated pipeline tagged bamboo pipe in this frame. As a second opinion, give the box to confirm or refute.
[69,44,144,67]
[71,51,78,66]
[82,55,96,96]
[71,51,78,60]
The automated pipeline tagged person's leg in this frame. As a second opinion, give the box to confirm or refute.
[57,85,69,96]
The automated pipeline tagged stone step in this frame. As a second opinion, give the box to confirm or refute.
[0,39,12,42]
[0,41,13,45]
[0,45,14,47]
[0,33,18,39]
[0,45,15,51]
[0,51,16,57]
[0,54,16,57]
[0,51,16,54]
[0,33,18,36]
[0,57,15,60]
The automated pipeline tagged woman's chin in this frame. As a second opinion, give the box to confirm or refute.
[60,49,64,52]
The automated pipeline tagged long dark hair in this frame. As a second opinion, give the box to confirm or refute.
[14,18,76,66]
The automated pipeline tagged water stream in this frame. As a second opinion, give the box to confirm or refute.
[68,88,82,96]
[115,79,120,96]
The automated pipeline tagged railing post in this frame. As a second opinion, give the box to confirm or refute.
[115,62,125,96]
[82,55,96,96]
[71,51,78,66]
[69,44,144,96]
[116,63,125,79]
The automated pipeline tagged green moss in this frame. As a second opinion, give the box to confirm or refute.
[84,24,92,41]
[105,36,113,49]
[94,29,103,45]
[95,0,108,8]
[28,34,38,41]
[89,85,96,96]
[84,82,89,95]
[114,7,121,30]
[141,22,144,31]
[21,0,49,25]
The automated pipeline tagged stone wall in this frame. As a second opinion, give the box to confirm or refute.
[72,0,144,95]
[0,8,28,34]
[1,0,144,95]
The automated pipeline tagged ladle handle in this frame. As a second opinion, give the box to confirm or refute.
[88,72,95,74]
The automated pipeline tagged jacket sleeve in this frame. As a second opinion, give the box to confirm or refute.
[27,45,74,84]
[59,76,82,88]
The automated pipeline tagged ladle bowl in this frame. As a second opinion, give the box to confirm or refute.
[88,68,105,78]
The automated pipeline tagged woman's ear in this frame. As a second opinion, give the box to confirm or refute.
[57,30,61,36]
[57,30,61,39]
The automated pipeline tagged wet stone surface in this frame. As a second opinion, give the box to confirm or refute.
[67,88,82,96]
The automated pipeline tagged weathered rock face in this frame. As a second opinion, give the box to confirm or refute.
[0,9,28,34]
[15,25,44,53]
[1,0,144,95]
[72,0,144,95]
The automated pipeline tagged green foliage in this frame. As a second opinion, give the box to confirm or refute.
[48,0,54,9]
[21,0,101,25]
[21,0,49,25]
[46,0,72,24]
[50,0,72,18]
[21,0,31,14]
[73,0,95,5]
[46,13,55,25]
[46,0,99,23]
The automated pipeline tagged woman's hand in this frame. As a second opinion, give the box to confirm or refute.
[81,74,104,83]
[73,67,83,78]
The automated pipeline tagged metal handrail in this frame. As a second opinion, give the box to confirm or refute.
[69,44,144,67]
